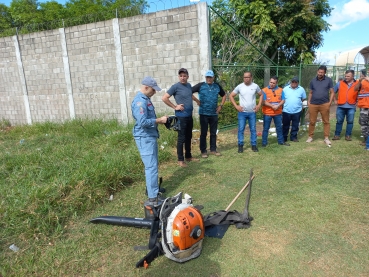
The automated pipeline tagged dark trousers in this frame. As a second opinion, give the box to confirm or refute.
[200,114,218,153]
[282,111,301,141]
[177,116,193,161]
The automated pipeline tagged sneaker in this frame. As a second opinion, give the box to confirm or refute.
[360,141,366,146]
[238,145,243,153]
[324,138,331,146]
[278,142,290,146]
[262,144,267,147]
[178,161,187,167]
[210,151,221,156]
[251,145,258,152]
[147,197,164,207]
[332,135,340,140]
[201,152,208,158]
[345,136,352,141]
[306,137,313,143]
[292,139,299,142]
[185,157,200,162]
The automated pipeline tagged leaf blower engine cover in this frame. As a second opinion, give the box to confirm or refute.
[159,193,205,263]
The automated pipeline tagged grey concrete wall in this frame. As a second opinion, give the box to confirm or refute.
[0,3,211,125]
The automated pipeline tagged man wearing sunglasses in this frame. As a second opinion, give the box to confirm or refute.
[261,76,290,147]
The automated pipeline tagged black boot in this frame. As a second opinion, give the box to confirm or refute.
[238,145,243,153]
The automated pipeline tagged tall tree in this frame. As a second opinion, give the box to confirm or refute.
[39,1,67,22]
[9,0,44,26]
[0,4,13,31]
[211,0,332,65]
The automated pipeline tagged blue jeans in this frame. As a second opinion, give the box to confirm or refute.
[134,136,159,199]
[366,135,369,149]
[177,116,193,161]
[282,111,301,141]
[262,114,284,145]
[335,107,356,136]
[200,114,218,153]
[237,112,257,146]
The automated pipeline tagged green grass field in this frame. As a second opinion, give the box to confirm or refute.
[1,117,368,277]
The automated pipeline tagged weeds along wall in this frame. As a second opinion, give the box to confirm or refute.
[0,3,211,125]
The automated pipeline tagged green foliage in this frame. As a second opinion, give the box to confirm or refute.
[0,4,13,31]
[0,119,176,245]
[218,101,238,127]
[0,118,11,130]
[9,0,44,26]
[1,0,148,37]
[211,0,332,65]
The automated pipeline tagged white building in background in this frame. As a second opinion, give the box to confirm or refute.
[335,46,369,66]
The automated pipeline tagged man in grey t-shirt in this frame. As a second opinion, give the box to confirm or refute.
[162,68,199,167]
[230,71,263,153]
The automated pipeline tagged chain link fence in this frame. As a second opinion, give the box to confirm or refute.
[214,64,369,128]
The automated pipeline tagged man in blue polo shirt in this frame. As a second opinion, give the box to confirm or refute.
[282,76,306,142]
[192,70,226,158]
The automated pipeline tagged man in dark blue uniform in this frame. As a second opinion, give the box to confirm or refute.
[192,70,226,157]
[131,77,168,206]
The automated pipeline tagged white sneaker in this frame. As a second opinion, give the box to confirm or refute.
[324,138,331,146]
[306,137,313,143]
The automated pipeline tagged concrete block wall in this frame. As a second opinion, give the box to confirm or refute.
[66,21,121,120]
[0,3,211,125]
[19,29,70,122]
[0,37,26,123]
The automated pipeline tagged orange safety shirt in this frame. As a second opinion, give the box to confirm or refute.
[337,80,358,105]
[262,87,284,116]
[357,79,369,108]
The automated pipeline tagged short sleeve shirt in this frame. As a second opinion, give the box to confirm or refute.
[309,76,333,105]
[192,82,226,116]
[282,85,307,113]
[167,82,193,117]
[233,82,261,112]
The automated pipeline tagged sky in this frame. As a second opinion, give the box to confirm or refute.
[2,0,369,65]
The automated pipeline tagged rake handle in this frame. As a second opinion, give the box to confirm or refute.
[225,175,255,211]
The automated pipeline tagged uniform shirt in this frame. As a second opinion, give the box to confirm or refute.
[131,91,159,138]
[233,82,261,112]
[192,82,226,116]
[309,75,333,105]
[334,81,357,109]
[262,86,285,116]
[282,85,306,114]
[167,82,194,117]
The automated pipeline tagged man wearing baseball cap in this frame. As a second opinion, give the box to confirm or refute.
[131,76,168,206]
[282,76,306,142]
[162,68,199,167]
[192,70,226,157]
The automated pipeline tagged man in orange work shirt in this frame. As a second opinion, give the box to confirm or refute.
[261,76,290,147]
[355,69,369,150]
[332,70,358,141]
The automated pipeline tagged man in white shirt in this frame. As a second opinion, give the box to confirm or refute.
[229,71,263,153]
